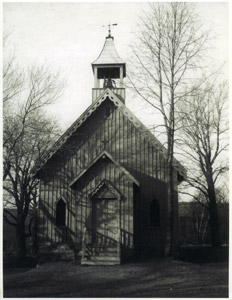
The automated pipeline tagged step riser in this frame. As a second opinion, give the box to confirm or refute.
[89,249,118,252]
[90,252,118,257]
[82,255,120,263]
[88,257,120,261]
[82,262,120,264]
[81,262,120,266]
[82,244,120,265]
[84,252,118,256]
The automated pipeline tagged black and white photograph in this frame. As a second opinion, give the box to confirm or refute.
[2,1,229,298]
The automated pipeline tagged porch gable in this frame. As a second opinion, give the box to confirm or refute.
[69,150,140,188]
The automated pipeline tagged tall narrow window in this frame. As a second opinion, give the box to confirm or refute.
[56,199,66,226]
[150,198,160,227]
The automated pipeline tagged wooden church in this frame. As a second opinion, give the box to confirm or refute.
[31,29,186,265]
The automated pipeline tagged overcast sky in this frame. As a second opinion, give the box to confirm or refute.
[3,2,228,130]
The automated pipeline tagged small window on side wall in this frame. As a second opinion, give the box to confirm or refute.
[56,198,66,227]
[150,198,160,227]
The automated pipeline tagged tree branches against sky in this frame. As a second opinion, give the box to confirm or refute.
[3,2,228,130]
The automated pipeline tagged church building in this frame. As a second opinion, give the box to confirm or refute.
[31,29,186,265]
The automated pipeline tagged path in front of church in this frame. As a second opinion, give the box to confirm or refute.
[3,257,228,298]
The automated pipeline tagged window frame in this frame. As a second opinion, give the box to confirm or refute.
[55,197,68,228]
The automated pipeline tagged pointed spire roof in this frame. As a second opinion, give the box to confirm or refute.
[92,36,126,76]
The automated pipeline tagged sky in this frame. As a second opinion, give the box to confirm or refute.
[3,2,229,203]
[3,2,147,128]
[3,2,228,130]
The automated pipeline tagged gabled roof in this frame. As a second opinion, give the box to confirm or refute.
[31,88,186,180]
[69,150,140,188]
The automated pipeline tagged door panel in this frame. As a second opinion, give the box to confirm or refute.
[92,197,118,244]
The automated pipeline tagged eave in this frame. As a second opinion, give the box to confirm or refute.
[31,88,187,181]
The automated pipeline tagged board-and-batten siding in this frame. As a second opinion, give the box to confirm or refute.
[38,99,168,253]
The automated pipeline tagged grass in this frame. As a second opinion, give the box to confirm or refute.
[3,254,228,298]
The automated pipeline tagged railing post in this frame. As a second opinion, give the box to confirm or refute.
[82,227,87,262]
[117,229,121,262]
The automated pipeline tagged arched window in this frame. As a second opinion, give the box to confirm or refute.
[56,199,66,227]
[150,198,160,227]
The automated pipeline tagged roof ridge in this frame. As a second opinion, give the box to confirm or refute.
[31,89,186,179]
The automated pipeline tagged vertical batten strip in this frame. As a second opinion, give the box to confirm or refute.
[58,168,62,244]
[67,157,70,245]
[46,175,49,244]
[118,110,120,162]
[54,175,57,244]
[37,88,183,261]
[80,137,83,239]
[135,128,138,179]
[51,171,54,244]
[38,179,42,248]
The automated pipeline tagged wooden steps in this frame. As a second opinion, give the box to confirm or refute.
[38,244,75,263]
[81,244,120,265]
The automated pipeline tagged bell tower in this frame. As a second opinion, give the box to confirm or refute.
[91,25,126,103]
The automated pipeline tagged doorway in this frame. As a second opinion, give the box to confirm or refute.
[92,187,119,246]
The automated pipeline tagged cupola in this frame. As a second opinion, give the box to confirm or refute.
[91,27,126,103]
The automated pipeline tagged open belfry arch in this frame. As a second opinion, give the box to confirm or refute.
[31,27,186,265]
[92,24,126,103]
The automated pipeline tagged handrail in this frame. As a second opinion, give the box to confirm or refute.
[82,227,87,261]
[117,229,121,262]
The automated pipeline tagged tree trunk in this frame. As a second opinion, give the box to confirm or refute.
[166,130,176,256]
[208,183,221,247]
[165,93,178,256]
[32,217,38,255]
[16,205,28,258]
[166,162,175,255]
[16,220,27,258]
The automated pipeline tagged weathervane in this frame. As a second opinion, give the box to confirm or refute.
[102,22,117,37]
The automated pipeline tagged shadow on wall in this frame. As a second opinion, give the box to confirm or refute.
[39,200,77,248]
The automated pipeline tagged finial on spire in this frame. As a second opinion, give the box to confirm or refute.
[102,22,117,37]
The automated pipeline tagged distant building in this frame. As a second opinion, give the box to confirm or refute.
[31,31,186,264]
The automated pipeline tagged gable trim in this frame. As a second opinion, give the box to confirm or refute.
[31,88,186,180]
[69,150,140,188]
[89,179,122,200]
[31,89,115,176]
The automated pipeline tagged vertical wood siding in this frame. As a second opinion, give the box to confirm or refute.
[39,98,170,254]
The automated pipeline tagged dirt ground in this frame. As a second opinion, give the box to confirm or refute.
[3,258,228,298]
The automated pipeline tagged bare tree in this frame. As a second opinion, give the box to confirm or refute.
[178,80,228,246]
[3,42,64,257]
[3,32,23,106]
[129,3,210,254]
[189,197,209,245]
